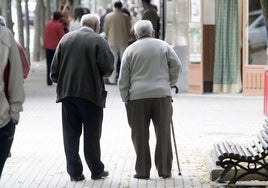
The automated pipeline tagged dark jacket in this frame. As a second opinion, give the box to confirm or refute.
[142,6,160,38]
[50,27,114,108]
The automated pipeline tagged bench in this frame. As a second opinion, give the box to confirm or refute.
[213,119,268,184]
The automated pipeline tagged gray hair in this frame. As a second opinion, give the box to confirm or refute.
[134,20,153,38]
[0,16,6,26]
[80,14,99,27]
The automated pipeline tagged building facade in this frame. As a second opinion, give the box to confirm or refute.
[165,0,267,95]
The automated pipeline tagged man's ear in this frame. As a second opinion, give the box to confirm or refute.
[152,30,155,38]
[94,22,100,33]
[134,33,139,40]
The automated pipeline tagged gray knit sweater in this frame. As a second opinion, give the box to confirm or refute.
[118,37,182,102]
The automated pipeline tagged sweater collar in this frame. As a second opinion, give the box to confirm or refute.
[80,26,94,32]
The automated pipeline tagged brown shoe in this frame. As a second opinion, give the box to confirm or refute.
[133,174,149,179]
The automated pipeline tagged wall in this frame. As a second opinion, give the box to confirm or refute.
[203,0,215,24]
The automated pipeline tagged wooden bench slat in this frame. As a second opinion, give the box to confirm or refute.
[213,144,223,160]
[245,143,259,159]
[263,122,268,133]
[254,140,264,153]
[240,143,254,159]
[260,130,268,142]
[257,135,268,149]
[219,142,228,157]
[252,139,265,153]
[223,141,234,157]
[264,119,268,127]
[229,142,240,158]
[235,144,247,160]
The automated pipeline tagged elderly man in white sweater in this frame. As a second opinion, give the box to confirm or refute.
[118,20,182,179]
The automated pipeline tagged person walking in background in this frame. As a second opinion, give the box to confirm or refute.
[118,20,182,179]
[43,11,65,86]
[141,0,160,38]
[69,7,84,32]
[50,14,114,181]
[0,23,25,178]
[69,7,90,32]
[99,7,112,34]
[61,4,71,33]
[104,1,131,85]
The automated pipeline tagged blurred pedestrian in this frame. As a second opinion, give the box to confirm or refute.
[104,1,131,84]
[69,7,83,31]
[118,20,182,179]
[43,11,65,86]
[141,0,160,38]
[0,16,30,80]
[69,7,89,32]
[61,4,71,33]
[16,43,30,80]
[50,14,114,181]
[0,23,25,178]
[99,7,112,34]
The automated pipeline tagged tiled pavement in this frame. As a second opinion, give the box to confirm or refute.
[0,61,266,188]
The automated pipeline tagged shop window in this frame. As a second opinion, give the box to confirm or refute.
[189,0,201,63]
[247,0,267,65]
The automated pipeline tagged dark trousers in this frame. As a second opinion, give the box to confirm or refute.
[45,49,55,85]
[0,121,15,178]
[126,97,173,177]
[61,97,104,177]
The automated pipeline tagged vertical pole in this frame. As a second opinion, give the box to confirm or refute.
[160,0,166,40]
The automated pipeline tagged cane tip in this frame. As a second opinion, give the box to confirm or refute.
[178,172,182,176]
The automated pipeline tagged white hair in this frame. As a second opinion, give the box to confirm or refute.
[134,20,153,38]
[80,14,99,27]
[0,16,6,26]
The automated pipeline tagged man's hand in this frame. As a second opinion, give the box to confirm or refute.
[11,119,18,125]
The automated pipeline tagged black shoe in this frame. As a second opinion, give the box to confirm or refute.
[70,174,85,182]
[133,174,149,179]
[91,170,109,180]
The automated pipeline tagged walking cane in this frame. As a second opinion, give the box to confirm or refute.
[171,86,182,175]
[171,119,182,175]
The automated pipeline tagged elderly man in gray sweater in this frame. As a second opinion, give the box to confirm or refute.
[118,20,182,179]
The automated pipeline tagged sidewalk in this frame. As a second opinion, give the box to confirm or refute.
[0,61,265,188]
